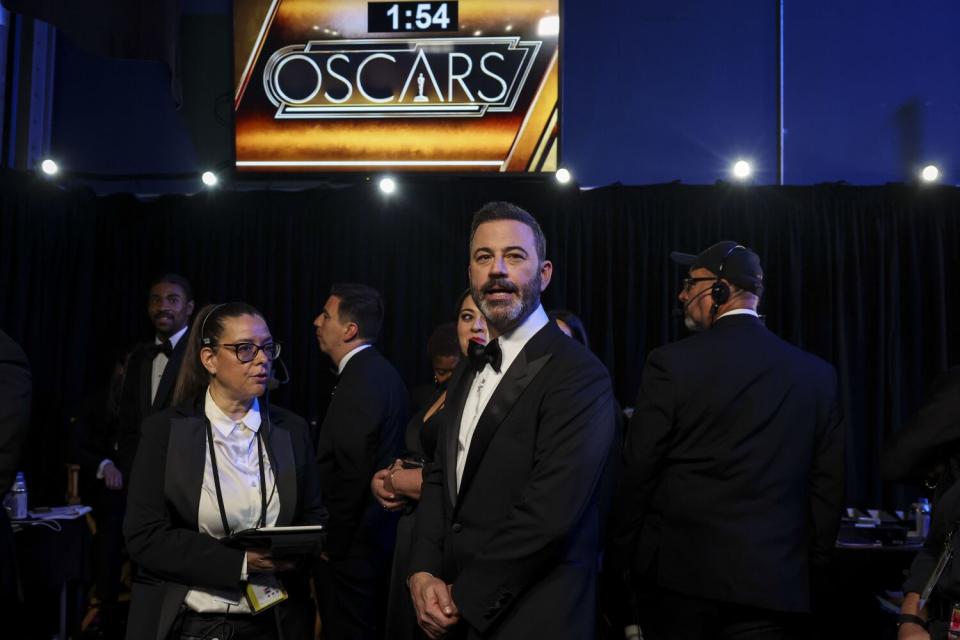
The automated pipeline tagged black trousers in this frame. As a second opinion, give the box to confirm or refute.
[173,610,280,640]
[94,486,127,639]
[315,544,391,640]
[636,586,809,640]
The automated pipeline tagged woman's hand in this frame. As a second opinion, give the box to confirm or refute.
[246,548,295,573]
[371,467,405,511]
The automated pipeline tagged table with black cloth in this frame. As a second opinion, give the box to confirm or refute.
[12,514,93,639]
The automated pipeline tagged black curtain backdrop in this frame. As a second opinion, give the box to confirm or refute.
[2,170,959,509]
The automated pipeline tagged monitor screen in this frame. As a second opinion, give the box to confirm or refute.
[233,0,560,173]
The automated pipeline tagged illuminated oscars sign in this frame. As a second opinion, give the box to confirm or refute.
[234,1,560,172]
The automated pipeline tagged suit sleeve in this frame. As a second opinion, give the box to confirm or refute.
[0,335,31,492]
[450,361,617,633]
[608,348,676,574]
[316,380,386,558]
[882,368,960,483]
[409,444,447,578]
[116,348,143,477]
[807,367,844,567]
[123,413,246,590]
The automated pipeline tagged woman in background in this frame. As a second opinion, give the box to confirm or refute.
[373,290,488,639]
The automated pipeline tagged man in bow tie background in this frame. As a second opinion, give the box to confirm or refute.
[84,272,193,638]
[408,201,618,639]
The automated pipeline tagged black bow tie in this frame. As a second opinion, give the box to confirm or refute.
[152,339,173,359]
[467,339,502,374]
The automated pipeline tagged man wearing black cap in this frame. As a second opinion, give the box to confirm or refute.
[610,241,844,639]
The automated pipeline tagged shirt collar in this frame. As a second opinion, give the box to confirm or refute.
[337,343,372,375]
[204,387,262,437]
[496,304,549,366]
[156,324,189,349]
[715,308,760,321]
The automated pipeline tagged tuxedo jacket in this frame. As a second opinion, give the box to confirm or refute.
[122,398,328,640]
[882,366,960,485]
[410,321,618,638]
[611,314,844,613]
[316,346,408,558]
[116,338,188,477]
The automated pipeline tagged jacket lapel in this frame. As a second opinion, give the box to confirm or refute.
[153,338,187,410]
[444,362,473,506]
[455,333,554,506]
[265,408,297,526]
[165,413,206,528]
[138,346,153,414]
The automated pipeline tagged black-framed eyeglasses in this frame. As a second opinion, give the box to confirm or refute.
[682,277,717,292]
[218,342,281,363]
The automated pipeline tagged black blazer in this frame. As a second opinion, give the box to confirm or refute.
[611,314,844,613]
[123,398,328,640]
[316,346,408,558]
[410,320,618,638]
[882,366,960,486]
[116,338,188,477]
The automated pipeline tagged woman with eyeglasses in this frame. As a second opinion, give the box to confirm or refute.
[124,302,327,640]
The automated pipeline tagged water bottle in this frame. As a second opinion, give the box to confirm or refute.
[914,497,931,539]
[6,471,28,520]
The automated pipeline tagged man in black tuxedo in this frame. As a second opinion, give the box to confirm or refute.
[610,241,845,640]
[0,329,31,619]
[313,283,408,639]
[408,202,618,639]
[102,273,193,637]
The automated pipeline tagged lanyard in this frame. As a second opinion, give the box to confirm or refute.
[205,419,269,537]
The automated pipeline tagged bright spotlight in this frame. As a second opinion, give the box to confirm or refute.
[921,164,940,183]
[537,16,560,36]
[555,168,572,184]
[505,24,513,32]
[201,171,218,187]
[40,159,59,176]
[732,160,752,180]
[379,177,397,194]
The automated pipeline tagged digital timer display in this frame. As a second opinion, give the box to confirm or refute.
[368,1,459,33]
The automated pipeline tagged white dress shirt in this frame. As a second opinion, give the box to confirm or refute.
[184,388,281,613]
[715,308,760,321]
[337,343,372,375]
[456,304,549,490]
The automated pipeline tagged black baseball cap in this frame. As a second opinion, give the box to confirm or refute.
[670,241,764,295]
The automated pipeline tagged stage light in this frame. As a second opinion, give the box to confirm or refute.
[201,171,218,187]
[40,159,59,176]
[555,168,572,184]
[732,160,752,180]
[505,24,513,32]
[921,164,940,183]
[538,16,560,36]
[379,177,397,194]
[473,30,482,36]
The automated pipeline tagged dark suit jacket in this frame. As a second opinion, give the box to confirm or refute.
[410,320,618,638]
[316,346,408,558]
[882,366,960,486]
[0,329,31,492]
[117,337,187,478]
[123,398,328,640]
[611,314,844,613]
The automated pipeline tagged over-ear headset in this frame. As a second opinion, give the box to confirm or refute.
[200,303,227,347]
[710,245,746,316]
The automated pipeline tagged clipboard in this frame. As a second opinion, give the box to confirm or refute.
[222,525,326,558]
